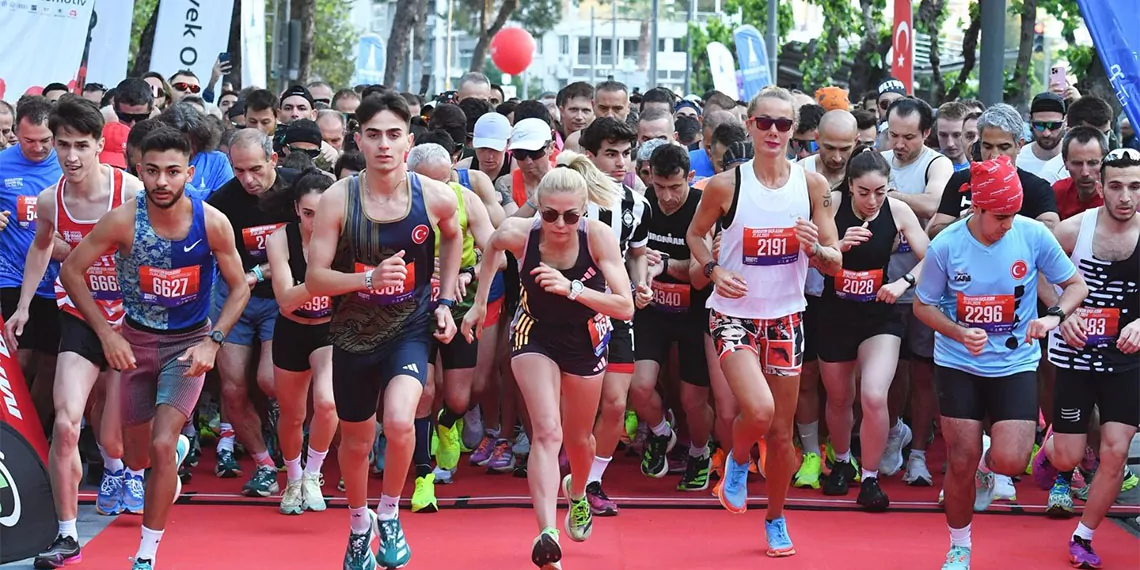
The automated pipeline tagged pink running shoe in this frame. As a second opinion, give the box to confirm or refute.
[1032,430,1058,491]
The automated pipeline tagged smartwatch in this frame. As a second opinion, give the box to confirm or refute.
[567,279,585,301]
[437,298,456,310]
[208,330,226,346]
[703,260,719,278]
[903,273,916,288]
[1046,305,1067,322]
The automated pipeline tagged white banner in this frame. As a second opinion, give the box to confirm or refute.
[706,42,740,100]
[86,0,135,88]
[150,0,233,84]
[0,0,97,100]
[240,0,266,88]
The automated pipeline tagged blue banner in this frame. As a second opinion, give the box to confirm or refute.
[352,33,386,86]
[733,25,772,102]
[1077,0,1140,133]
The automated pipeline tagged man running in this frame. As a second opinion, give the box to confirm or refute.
[687,86,842,557]
[913,156,1087,570]
[306,90,462,570]
[59,125,249,570]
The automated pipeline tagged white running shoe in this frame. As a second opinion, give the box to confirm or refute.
[432,466,455,485]
[994,474,1017,501]
[880,421,913,477]
[301,472,327,511]
[903,454,934,486]
[280,479,303,515]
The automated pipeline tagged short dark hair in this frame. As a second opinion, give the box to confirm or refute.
[15,96,53,128]
[846,145,891,183]
[580,117,637,154]
[157,101,219,154]
[711,122,748,149]
[127,119,165,151]
[355,90,412,127]
[245,89,279,114]
[852,109,877,131]
[1066,96,1113,129]
[887,97,934,132]
[43,83,70,96]
[1061,125,1110,162]
[140,125,192,158]
[458,98,492,135]
[557,82,595,107]
[334,150,366,175]
[513,100,552,127]
[427,103,467,147]
[115,78,154,109]
[595,80,628,98]
[649,143,690,177]
[639,106,673,125]
[48,96,104,138]
[640,87,676,112]
[675,115,701,144]
[495,100,518,118]
[83,83,106,94]
[703,91,737,114]
[170,69,198,82]
[415,129,459,155]
[0,100,13,117]
[796,104,826,135]
[333,88,361,108]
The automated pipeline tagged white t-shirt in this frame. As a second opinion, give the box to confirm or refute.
[1016,142,1063,184]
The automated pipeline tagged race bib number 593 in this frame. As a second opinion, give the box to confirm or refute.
[957,293,1015,334]
[1077,307,1120,348]
[16,195,36,228]
[742,227,799,266]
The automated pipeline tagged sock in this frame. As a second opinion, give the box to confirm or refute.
[689,443,710,458]
[1073,521,1095,541]
[438,407,463,429]
[413,416,432,478]
[304,447,328,475]
[252,450,274,468]
[377,494,399,520]
[796,421,820,457]
[911,449,927,462]
[862,469,878,480]
[98,444,124,473]
[126,467,145,480]
[650,419,671,437]
[217,423,235,453]
[136,526,164,561]
[835,449,852,463]
[888,419,903,438]
[349,506,371,533]
[284,455,302,482]
[58,518,78,540]
[948,523,972,549]
[588,456,611,484]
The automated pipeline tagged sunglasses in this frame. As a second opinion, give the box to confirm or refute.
[288,146,321,159]
[1032,121,1064,132]
[749,115,794,132]
[1104,147,1140,165]
[540,208,581,225]
[172,82,201,94]
[790,139,820,153]
[514,146,548,162]
[115,108,150,125]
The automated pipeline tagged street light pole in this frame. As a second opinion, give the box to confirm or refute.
[979,0,1006,106]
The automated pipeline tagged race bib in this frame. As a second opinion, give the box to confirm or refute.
[957,293,1015,334]
[430,276,441,302]
[588,313,613,357]
[835,269,883,302]
[651,281,690,312]
[1076,307,1120,348]
[85,265,121,301]
[355,260,416,305]
[140,266,201,308]
[16,195,36,228]
[742,227,799,266]
[241,223,285,261]
[294,295,332,319]
[896,231,911,254]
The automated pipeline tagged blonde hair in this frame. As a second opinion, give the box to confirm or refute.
[536,165,588,208]
[554,150,621,210]
[747,85,796,117]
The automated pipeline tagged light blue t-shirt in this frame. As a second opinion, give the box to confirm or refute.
[0,145,62,296]
[915,215,1076,377]
[187,151,234,200]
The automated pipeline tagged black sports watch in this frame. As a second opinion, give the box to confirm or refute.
[1045,305,1067,322]
[208,330,226,346]
[437,298,456,310]
[903,273,916,288]
[703,260,719,278]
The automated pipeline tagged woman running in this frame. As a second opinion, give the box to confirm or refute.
[265,169,338,515]
[816,147,930,510]
[461,156,634,570]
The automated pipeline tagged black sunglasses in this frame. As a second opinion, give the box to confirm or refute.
[288,146,321,159]
[1104,147,1140,165]
[790,139,820,153]
[540,208,581,225]
[115,108,150,125]
[514,146,548,162]
[1032,121,1064,132]
[750,116,794,132]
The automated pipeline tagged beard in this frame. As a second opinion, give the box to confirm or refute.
[145,186,185,209]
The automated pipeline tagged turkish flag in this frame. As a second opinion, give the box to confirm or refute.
[893,0,914,94]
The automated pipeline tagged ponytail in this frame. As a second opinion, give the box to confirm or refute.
[554,150,621,210]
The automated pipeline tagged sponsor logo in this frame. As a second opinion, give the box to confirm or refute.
[0,451,22,527]
[953,270,971,283]
[183,239,202,253]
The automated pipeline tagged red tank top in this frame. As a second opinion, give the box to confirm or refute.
[54,167,127,326]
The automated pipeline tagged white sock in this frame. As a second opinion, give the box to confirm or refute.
[796,421,820,456]
[377,494,400,521]
[948,524,971,549]
[650,419,671,437]
[58,519,78,540]
[98,444,124,473]
[284,455,302,482]
[835,449,852,463]
[862,469,878,480]
[588,456,611,484]
[689,443,710,458]
[217,423,235,453]
[136,526,164,561]
[1074,521,1095,541]
[888,419,903,438]
[349,506,371,533]
[126,467,145,480]
[252,450,273,468]
[911,449,927,462]
[304,447,328,475]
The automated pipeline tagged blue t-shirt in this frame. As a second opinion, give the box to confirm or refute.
[0,145,63,296]
[915,215,1076,377]
[689,148,715,180]
[952,161,971,172]
[187,151,234,200]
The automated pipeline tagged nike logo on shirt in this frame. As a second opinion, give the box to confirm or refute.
[184,239,202,253]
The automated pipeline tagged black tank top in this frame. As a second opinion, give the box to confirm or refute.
[285,222,331,319]
[645,186,700,315]
[518,217,605,325]
[823,192,898,305]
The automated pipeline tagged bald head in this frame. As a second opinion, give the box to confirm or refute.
[815,110,860,179]
[818,110,858,138]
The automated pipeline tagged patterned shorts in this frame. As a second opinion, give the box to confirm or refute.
[709,309,804,377]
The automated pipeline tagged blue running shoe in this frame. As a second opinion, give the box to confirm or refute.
[717,450,749,514]
[377,516,411,569]
[131,558,154,570]
[941,545,971,569]
[765,516,796,557]
[122,470,145,514]
[372,432,387,475]
[344,511,378,570]
[96,468,125,515]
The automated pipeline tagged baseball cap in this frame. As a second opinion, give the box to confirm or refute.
[283,119,323,146]
[472,113,510,151]
[508,118,552,152]
[674,100,702,116]
[877,79,906,98]
[99,121,129,169]
[1030,92,1066,115]
[281,85,314,106]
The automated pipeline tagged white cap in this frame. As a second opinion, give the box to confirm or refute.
[508,118,552,152]
[472,113,511,151]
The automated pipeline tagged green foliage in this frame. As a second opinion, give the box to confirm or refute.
[801,0,861,90]
[455,0,562,38]
[310,0,357,87]
[1038,0,1093,78]
[516,0,563,37]
[128,0,160,71]
[687,0,792,95]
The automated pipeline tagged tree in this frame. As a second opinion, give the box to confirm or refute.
[128,0,160,77]
[943,0,981,102]
[309,0,356,88]
[293,0,317,85]
[847,0,891,100]
[384,0,419,88]
[801,0,860,90]
[467,0,519,73]
[455,0,562,74]
[917,0,947,101]
[687,0,794,95]
[414,0,432,94]
[1007,0,1038,109]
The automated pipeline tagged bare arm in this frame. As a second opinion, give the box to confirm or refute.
[463,189,495,252]
[205,205,251,336]
[925,212,957,239]
[894,196,930,281]
[265,226,311,313]
[1038,213,1081,307]
[305,181,368,297]
[806,171,842,276]
[685,172,732,272]
[891,156,953,219]
[914,298,968,343]
[470,218,528,311]
[494,176,519,217]
[467,169,506,227]
[425,177,461,303]
[1035,211,1060,231]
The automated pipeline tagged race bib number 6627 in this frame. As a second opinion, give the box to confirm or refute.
[140,266,201,308]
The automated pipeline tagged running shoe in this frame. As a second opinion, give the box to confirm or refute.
[131,559,154,570]
[903,453,934,486]
[1032,432,1057,490]
[880,421,913,476]
[513,431,531,456]
[372,430,387,475]
[717,451,749,514]
[1026,441,1041,475]
[822,459,860,496]
[435,412,461,471]
[764,516,795,557]
[411,474,438,513]
[856,477,890,512]
[215,448,241,478]
[343,510,378,570]
[974,470,995,512]
[486,439,515,473]
[96,468,124,515]
[994,474,1017,501]
[174,434,190,502]
[431,465,454,485]
[462,407,483,451]
[941,545,971,569]
[531,528,562,570]
[624,410,639,442]
[753,438,768,479]
[302,472,327,511]
[514,453,529,478]
[667,443,689,475]
[243,465,280,497]
[280,479,304,515]
[122,470,145,514]
[561,475,593,542]
[585,481,618,516]
[470,435,495,466]
[677,452,711,491]
[641,428,676,478]
[1069,536,1102,569]
[711,447,726,480]
[377,516,411,568]
[1046,476,1075,518]
[1080,446,1100,474]
[793,452,822,489]
[33,535,80,568]
[1122,468,1139,492]
[186,428,201,467]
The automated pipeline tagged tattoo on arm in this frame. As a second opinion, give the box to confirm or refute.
[821,191,832,209]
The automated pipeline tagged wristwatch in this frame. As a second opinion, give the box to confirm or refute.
[567,279,585,301]
[208,330,226,346]
[703,260,719,278]
[437,298,455,310]
[364,268,375,291]
[903,273,916,288]
[1046,305,1067,322]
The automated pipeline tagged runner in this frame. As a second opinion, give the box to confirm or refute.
[460,159,634,570]
[686,86,843,557]
[304,91,463,570]
[58,125,250,570]
[912,156,1088,570]
[1039,147,1139,568]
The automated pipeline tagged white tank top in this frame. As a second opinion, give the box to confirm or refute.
[709,160,811,319]
[883,146,944,303]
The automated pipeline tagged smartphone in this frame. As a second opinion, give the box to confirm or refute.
[219,52,231,67]
[1050,65,1067,93]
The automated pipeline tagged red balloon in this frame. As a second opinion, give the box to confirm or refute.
[0,78,5,100]
[490,27,536,76]
[25,85,43,96]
